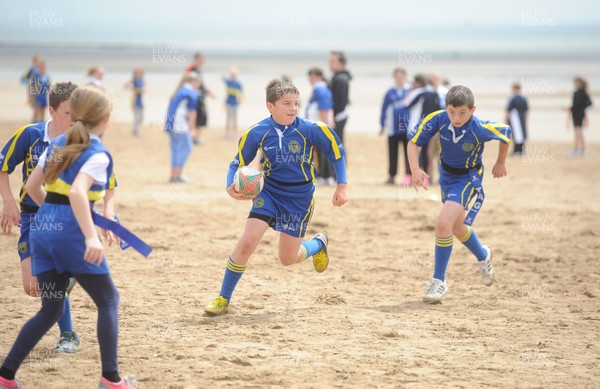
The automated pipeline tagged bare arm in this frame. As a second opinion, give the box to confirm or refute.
[23,165,46,206]
[408,142,429,190]
[70,173,103,265]
[492,142,509,178]
[101,188,120,247]
[0,172,20,234]
[188,110,197,132]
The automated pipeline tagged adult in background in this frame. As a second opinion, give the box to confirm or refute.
[506,82,528,156]
[329,51,352,144]
[567,76,592,157]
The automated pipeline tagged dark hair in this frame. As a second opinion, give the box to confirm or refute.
[574,76,588,91]
[307,67,324,78]
[413,74,426,87]
[266,78,299,104]
[194,52,204,60]
[330,51,347,66]
[512,82,521,91]
[446,85,475,108]
[49,82,78,110]
[393,67,406,77]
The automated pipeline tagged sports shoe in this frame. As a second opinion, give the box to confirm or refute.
[0,376,23,389]
[312,232,329,273]
[169,176,190,183]
[385,177,395,185]
[204,296,229,316]
[478,245,494,286]
[54,330,81,353]
[326,177,336,186]
[423,278,448,304]
[98,375,136,389]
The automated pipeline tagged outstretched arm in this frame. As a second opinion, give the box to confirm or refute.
[408,142,429,190]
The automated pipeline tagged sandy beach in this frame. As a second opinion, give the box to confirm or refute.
[1,116,599,387]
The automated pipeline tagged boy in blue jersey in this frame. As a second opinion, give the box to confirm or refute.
[0,82,90,353]
[408,85,511,303]
[223,68,243,139]
[306,67,335,186]
[21,55,42,121]
[380,68,411,185]
[165,72,199,183]
[205,77,349,316]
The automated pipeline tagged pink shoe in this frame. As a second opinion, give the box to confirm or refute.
[0,376,22,389]
[98,376,136,389]
[401,174,412,186]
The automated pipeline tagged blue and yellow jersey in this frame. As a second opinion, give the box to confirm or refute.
[224,78,242,107]
[409,110,512,169]
[1,121,51,206]
[305,81,333,121]
[228,116,345,197]
[0,122,117,207]
[165,83,198,133]
[44,134,114,202]
[132,77,144,109]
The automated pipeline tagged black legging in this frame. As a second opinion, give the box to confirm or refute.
[2,270,120,373]
[388,134,411,178]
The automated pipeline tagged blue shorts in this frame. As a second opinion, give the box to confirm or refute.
[34,94,48,109]
[249,187,314,238]
[17,212,35,260]
[30,203,109,276]
[169,131,193,168]
[439,165,483,209]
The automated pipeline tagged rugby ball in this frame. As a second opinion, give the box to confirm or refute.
[233,166,264,198]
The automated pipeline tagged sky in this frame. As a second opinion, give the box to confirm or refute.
[1,0,599,55]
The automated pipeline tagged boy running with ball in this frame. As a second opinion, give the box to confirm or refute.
[408,85,511,303]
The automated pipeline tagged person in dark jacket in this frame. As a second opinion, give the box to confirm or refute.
[329,51,352,144]
[505,82,529,155]
[567,76,592,157]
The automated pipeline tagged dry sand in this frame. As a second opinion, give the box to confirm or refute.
[1,120,599,388]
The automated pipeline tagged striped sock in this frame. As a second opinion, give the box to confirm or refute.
[433,236,454,282]
[297,239,323,263]
[219,257,246,302]
[457,226,487,261]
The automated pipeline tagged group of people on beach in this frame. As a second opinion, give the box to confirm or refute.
[0,50,593,388]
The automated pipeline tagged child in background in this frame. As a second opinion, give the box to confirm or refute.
[124,68,145,137]
[223,68,243,139]
[408,85,511,303]
[380,68,410,185]
[32,60,51,123]
[21,54,42,120]
[165,72,199,183]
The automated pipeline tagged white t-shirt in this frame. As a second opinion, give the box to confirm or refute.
[38,136,109,185]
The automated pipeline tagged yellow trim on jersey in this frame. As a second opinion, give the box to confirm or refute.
[108,172,116,189]
[237,124,260,167]
[308,145,315,183]
[481,123,511,144]
[226,88,241,97]
[460,182,473,205]
[299,197,315,237]
[45,178,106,202]
[315,121,341,160]
[411,110,445,144]
[293,128,310,181]
[2,124,33,172]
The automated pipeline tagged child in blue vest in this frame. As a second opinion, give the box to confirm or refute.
[0,86,134,389]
